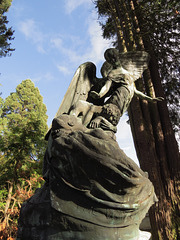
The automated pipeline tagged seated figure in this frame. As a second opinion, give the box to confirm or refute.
[17,49,158,240]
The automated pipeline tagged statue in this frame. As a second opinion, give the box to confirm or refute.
[17,48,162,240]
[66,48,163,132]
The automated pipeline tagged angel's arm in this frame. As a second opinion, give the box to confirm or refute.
[90,79,112,99]
[134,88,164,102]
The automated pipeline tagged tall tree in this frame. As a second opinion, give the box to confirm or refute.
[94,0,179,239]
[95,0,180,133]
[136,0,180,133]
[0,0,14,57]
[0,79,48,237]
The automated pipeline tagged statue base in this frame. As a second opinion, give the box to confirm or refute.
[17,115,156,240]
[17,185,144,240]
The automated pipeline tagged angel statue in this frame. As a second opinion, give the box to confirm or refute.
[17,48,158,240]
[52,48,163,136]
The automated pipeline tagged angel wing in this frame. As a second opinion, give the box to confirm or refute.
[119,51,150,81]
[55,62,97,118]
[45,62,97,140]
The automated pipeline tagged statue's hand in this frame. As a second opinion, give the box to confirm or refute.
[89,117,101,129]
[152,97,164,102]
[90,91,100,99]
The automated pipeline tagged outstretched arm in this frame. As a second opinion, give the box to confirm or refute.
[90,79,112,99]
[134,88,164,103]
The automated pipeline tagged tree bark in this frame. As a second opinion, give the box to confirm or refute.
[4,182,13,226]
[95,0,180,238]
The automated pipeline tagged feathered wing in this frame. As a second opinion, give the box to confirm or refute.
[55,62,97,118]
[119,51,150,81]
[45,62,97,140]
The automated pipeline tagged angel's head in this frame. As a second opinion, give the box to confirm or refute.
[104,48,120,68]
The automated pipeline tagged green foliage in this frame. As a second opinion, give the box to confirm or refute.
[0,79,48,184]
[0,0,12,13]
[94,0,116,40]
[0,189,8,208]
[0,79,47,238]
[0,0,14,57]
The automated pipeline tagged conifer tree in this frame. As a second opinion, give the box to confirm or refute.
[0,0,14,57]
[0,79,48,237]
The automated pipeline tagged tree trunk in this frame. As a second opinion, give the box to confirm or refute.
[4,182,13,226]
[95,0,180,238]
[149,55,180,178]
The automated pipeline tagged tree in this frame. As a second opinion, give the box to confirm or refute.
[136,0,180,133]
[94,0,179,239]
[95,0,180,133]
[0,0,12,10]
[0,0,14,57]
[0,79,47,238]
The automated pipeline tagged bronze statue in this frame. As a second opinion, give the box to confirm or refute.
[17,48,160,240]
[63,48,163,132]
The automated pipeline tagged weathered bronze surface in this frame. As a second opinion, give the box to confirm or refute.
[17,49,160,240]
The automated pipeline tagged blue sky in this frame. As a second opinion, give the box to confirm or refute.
[0,0,138,163]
